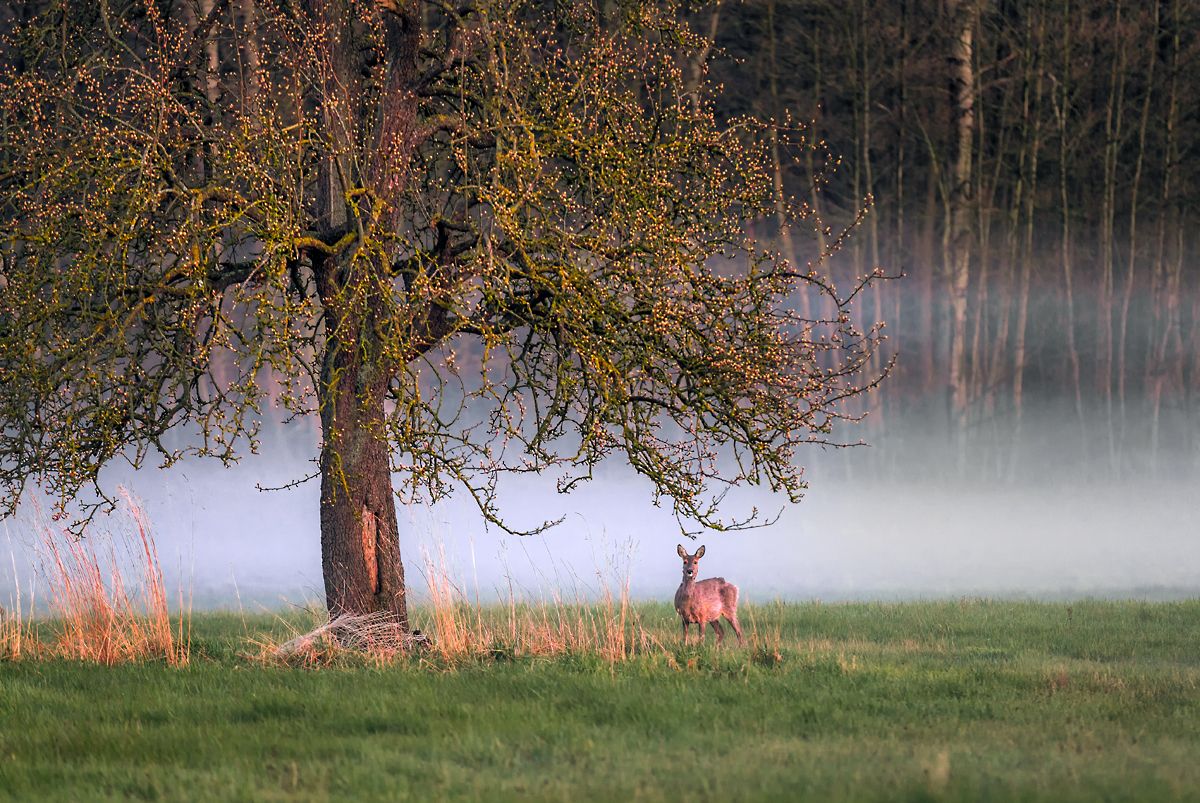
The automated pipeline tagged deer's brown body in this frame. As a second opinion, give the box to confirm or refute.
[674,544,744,645]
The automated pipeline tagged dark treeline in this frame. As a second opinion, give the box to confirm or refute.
[699,0,1200,479]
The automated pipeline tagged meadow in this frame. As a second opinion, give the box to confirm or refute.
[3,598,1200,802]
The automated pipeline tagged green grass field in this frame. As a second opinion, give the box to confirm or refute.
[2,599,1200,802]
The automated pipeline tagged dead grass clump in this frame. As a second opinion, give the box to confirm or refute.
[19,488,189,665]
[265,611,429,667]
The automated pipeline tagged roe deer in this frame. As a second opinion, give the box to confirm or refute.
[674,544,744,645]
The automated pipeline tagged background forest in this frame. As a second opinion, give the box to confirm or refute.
[703,0,1199,484]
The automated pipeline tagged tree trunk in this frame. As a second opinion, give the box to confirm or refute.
[947,0,979,461]
[1119,0,1156,454]
[920,162,937,394]
[896,0,908,405]
[1149,0,1179,471]
[809,33,827,262]
[306,0,422,624]
[1007,0,1043,471]
[317,303,408,623]
[1052,0,1085,451]
[848,9,864,437]
[766,0,802,320]
[861,0,883,427]
[1098,0,1126,472]
[687,0,723,112]
[236,0,261,116]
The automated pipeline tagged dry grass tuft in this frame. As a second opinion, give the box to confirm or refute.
[0,602,26,660]
[2,540,31,660]
[12,488,189,665]
[263,610,429,667]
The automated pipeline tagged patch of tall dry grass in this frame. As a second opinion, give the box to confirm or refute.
[1,533,29,659]
[416,536,660,663]
[260,527,665,666]
[3,488,189,665]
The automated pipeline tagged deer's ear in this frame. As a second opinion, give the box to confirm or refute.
[677,544,687,558]
[696,545,705,558]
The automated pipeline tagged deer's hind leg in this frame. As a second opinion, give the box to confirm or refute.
[721,586,745,645]
[725,613,744,645]
[710,619,726,645]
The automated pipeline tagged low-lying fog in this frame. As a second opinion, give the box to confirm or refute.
[4,406,1198,611]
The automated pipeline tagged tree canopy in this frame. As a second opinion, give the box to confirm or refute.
[0,0,884,622]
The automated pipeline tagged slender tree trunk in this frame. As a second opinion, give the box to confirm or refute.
[807,33,827,262]
[976,36,1015,433]
[847,10,864,438]
[921,172,937,394]
[895,0,908,416]
[687,0,723,112]
[1052,0,1085,451]
[200,0,222,112]
[970,31,998,426]
[1007,0,1043,470]
[1152,223,1184,465]
[766,0,802,320]
[236,0,261,117]
[861,0,883,426]
[805,30,831,336]
[1098,0,1127,472]
[947,0,979,465]
[1149,0,1179,471]
[1119,1,1156,454]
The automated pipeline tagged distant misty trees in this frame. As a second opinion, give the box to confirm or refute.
[704,0,1199,475]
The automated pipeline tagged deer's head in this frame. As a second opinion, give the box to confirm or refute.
[677,544,706,579]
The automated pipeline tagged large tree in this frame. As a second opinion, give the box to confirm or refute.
[0,0,882,630]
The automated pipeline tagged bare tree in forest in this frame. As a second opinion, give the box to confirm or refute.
[1007,0,1045,470]
[0,0,884,627]
[946,0,981,455]
[698,0,1200,479]
[1050,0,1085,444]
[1098,0,1128,470]
[1119,0,1157,453]
[1149,0,1183,467]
